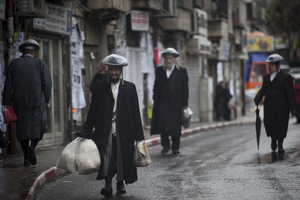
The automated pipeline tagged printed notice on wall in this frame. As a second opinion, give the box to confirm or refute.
[131,10,149,31]
[33,3,72,35]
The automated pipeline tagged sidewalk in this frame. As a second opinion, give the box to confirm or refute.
[0,109,260,200]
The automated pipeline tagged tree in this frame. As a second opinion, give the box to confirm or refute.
[265,0,300,52]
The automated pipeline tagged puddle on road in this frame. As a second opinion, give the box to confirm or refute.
[249,152,286,164]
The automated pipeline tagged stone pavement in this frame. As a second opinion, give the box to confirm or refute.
[0,108,262,200]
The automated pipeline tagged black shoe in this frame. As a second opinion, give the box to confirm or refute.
[116,181,126,195]
[271,139,277,151]
[278,148,285,154]
[172,150,180,154]
[161,147,170,154]
[23,159,31,167]
[100,184,112,198]
[27,146,37,165]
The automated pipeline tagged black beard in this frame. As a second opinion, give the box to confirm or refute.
[109,76,120,84]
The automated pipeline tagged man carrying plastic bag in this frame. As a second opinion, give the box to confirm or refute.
[73,54,145,198]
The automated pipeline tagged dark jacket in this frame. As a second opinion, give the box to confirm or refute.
[254,71,296,139]
[151,66,189,136]
[2,56,52,141]
[82,80,144,184]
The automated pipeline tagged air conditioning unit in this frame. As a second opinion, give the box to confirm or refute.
[192,9,207,36]
[14,0,46,17]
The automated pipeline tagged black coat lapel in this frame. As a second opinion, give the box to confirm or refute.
[272,71,281,83]
[105,81,113,97]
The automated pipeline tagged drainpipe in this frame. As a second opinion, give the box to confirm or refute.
[6,0,17,154]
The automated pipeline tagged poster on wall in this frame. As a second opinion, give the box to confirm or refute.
[70,18,86,115]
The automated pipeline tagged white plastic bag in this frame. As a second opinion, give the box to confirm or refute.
[75,138,100,175]
[56,138,80,173]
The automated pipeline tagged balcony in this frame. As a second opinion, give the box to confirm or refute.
[86,0,131,19]
[207,19,228,41]
[130,0,162,11]
[158,8,191,32]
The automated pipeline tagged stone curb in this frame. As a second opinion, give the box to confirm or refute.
[26,119,260,200]
[26,167,67,200]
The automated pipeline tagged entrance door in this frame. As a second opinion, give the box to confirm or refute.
[187,55,200,122]
[34,38,63,147]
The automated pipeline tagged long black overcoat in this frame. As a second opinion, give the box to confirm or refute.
[150,66,189,136]
[82,80,145,184]
[2,56,52,141]
[254,71,296,139]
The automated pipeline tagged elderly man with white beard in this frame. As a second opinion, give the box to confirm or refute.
[150,47,189,154]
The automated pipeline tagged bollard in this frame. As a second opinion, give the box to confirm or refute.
[8,122,17,154]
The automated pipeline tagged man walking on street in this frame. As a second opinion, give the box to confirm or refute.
[254,54,296,154]
[151,47,189,154]
[74,54,145,198]
[2,39,52,166]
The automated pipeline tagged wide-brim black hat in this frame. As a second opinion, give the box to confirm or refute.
[102,54,128,67]
[18,39,40,53]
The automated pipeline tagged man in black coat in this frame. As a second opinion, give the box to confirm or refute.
[151,47,189,154]
[254,54,296,154]
[75,54,145,198]
[2,39,52,166]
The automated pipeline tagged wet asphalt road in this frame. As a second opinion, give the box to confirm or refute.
[36,123,300,200]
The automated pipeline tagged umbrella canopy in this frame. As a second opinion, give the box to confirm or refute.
[255,106,261,150]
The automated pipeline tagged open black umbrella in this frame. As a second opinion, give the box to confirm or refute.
[255,105,261,150]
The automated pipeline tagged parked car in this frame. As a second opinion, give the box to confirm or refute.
[289,67,300,81]
[280,64,291,74]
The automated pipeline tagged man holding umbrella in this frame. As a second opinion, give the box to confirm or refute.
[254,54,296,153]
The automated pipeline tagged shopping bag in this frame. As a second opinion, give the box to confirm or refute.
[228,96,237,109]
[75,138,100,175]
[3,106,18,124]
[182,108,193,128]
[56,138,79,173]
[134,140,151,167]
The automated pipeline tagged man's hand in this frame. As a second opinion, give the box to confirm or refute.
[183,106,188,110]
[254,98,259,106]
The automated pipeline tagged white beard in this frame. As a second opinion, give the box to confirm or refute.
[164,62,174,70]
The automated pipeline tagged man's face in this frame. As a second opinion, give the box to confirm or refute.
[269,63,278,73]
[108,66,122,84]
[164,54,175,69]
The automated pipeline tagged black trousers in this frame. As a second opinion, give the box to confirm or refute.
[105,136,117,185]
[20,138,40,160]
[161,132,180,151]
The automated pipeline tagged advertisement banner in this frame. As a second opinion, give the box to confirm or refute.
[247,36,274,52]
[218,40,231,61]
[33,3,72,35]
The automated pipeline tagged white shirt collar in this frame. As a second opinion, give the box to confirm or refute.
[270,69,280,81]
[166,65,175,78]
[111,81,120,95]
